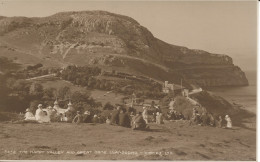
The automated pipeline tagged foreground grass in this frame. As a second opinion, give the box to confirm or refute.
[0,121,256,160]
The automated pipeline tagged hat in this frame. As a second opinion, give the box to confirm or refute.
[84,111,90,115]
[225,115,229,118]
[38,104,43,108]
[25,108,30,112]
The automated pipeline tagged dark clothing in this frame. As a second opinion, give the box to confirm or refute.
[92,116,99,123]
[217,118,222,128]
[111,110,120,124]
[83,114,92,123]
[201,114,210,126]
[179,113,185,120]
[132,114,146,130]
[119,113,131,127]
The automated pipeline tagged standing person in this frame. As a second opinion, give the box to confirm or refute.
[217,116,223,128]
[142,107,149,124]
[208,113,215,126]
[119,109,131,127]
[130,111,135,120]
[156,112,164,124]
[225,115,232,128]
[169,98,175,110]
[35,104,45,123]
[24,108,36,121]
[152,112,156,122]
[111,106,120,125]
[201,112,209,126]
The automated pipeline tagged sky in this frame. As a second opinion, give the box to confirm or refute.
[0,0,257,71]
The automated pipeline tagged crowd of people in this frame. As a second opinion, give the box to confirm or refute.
[23,101,232,130]
[189,107,232,128]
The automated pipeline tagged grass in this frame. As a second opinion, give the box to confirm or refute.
[90,89,124,106]
[0,120,256,160]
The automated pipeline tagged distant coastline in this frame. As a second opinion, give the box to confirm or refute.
[209,70,256,114]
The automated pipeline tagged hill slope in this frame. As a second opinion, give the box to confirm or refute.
[0,11,248,87]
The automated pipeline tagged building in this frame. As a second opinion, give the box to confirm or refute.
[162,81,174,93]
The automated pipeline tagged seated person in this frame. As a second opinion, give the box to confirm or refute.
[131,112,148,130]
[167,110,177,120]
[83,111,92,123]
[92,114,100,123]
[24,108,36,121]
[47,106,57,122]
[41,111,51,123]
[106,117,111,125]
[179,112,185,120]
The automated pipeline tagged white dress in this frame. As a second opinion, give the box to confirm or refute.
[225,117,232,128]
[24,112,36,120]
[142,109,148,124]
[35,108,50,123]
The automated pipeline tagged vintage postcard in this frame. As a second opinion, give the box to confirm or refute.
[0,0,257,161]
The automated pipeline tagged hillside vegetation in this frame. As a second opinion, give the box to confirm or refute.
[0,11,248,87]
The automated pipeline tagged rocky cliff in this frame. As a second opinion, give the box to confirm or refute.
[0,11,248,87]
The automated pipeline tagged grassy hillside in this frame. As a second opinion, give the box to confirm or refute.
[0,122,255,160]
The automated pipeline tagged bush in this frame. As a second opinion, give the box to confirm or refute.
[173,96,201,120]
[103,102,114,110]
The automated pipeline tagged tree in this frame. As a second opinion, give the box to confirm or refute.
[57,86,71,100]
[103,102,114,110]
[43,87,56,101]
[29,83,44,99]
[29,100,41,113]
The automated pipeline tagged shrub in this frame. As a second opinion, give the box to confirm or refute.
[103,102,114,110]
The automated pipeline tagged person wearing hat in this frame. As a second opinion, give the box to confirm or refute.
[92,114,100,124]
[47,106,57,122]
[111,106,120,125]
[72,111,82,124]
[35,104,45,123]
[225,115,232,128]
[119,109,131,128]
[24,108,36,121]
[83,110,92,123]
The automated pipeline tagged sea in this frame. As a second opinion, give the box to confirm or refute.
[208,71,257,114]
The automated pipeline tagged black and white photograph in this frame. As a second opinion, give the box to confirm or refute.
[0,0,257,161]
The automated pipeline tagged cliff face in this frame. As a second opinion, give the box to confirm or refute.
[0,11,248,87]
